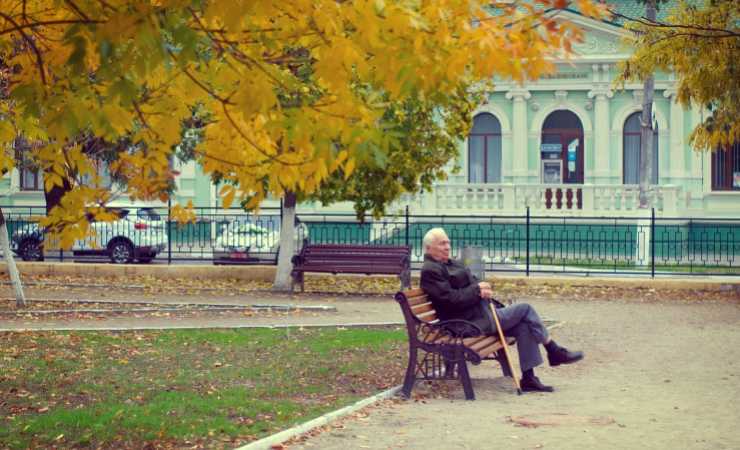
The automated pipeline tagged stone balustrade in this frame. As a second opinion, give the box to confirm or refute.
[416,183,682,216]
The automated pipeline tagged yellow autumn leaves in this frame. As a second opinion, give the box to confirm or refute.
[0,0,603,246]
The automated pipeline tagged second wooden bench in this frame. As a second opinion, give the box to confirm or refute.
[290,243,412,292]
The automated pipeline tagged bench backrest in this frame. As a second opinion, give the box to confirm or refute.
[396,288,438,324]
[297,244,411,268]
[395,288,440,346]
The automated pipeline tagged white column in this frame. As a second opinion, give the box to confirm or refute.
[588,87,613,183]
[663,88,685,180]
[506,89,531,183]
[690,107,704,180]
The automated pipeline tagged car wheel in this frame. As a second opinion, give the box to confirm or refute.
[19,239,43,261]
[108,240,134,264]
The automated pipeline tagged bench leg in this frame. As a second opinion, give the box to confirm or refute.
[291,271,304,293]
[458,361,475,400]
[399,270,411,290]
[401,347,418,399]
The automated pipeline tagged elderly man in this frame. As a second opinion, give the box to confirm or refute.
[420,227,583,392]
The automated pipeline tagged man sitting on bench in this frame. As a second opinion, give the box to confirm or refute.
[420,227,584,393]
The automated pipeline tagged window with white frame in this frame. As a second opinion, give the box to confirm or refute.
[623,112,658,184]
[468,113,502,183]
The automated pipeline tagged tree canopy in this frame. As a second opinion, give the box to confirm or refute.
[1,0,605,245]
[617,0,740,151]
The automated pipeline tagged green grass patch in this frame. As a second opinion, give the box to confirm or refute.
[0,327,406,449]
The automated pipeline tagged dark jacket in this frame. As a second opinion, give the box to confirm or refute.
[420,254,493,335]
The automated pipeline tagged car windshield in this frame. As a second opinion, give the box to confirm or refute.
[232,223,271,235]
[137,208,162,221]
[85,208,129,221]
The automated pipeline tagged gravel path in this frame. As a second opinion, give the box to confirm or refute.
[286,297,740,450]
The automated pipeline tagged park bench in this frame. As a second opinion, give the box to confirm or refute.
[290,243,412,292]
[395,288,517,400]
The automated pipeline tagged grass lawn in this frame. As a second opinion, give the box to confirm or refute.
[0,327,406,449]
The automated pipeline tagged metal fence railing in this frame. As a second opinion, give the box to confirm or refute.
[1,205,739,277]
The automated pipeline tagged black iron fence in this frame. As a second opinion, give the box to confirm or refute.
[1,205,739,277]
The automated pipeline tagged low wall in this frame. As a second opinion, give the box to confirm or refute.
[0,262,277,282]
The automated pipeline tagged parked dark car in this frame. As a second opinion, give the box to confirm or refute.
[10,223,44,261]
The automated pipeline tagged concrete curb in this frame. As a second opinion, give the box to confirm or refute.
[3,262,740,289]
[0,322,404,332]
[0,304,338,316]
[235,385,402,450]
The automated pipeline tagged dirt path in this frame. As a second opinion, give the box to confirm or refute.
[286,298,740,450]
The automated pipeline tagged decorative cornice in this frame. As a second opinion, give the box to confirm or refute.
[587,87,614,99]
[632,90,644,106]
[505,89,531,101]
[554,90,569,106]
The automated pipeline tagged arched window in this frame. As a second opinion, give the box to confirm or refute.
[623,112,658,184]
[468,113,502,183]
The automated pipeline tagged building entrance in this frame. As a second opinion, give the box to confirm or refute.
[540,111,584,184]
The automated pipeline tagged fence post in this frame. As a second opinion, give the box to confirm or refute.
[167,199,172,265]
[526,206,530,277]
[405,205,409,247]
[651,207,655,278]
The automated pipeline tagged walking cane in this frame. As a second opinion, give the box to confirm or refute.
[489,302,522,395]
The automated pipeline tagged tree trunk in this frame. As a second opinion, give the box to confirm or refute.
[44,175,72,215]
[0,208,26,307]
[638,0,657,209]
[272,191,297,291]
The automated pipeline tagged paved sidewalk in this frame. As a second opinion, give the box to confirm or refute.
[285,297,740,450]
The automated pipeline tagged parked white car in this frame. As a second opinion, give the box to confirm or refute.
[11,207,168,264]
[212,217,307,264]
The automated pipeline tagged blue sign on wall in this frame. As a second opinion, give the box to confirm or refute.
[541,143,562,154]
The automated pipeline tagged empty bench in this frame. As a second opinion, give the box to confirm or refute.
[395,288,516,400]
[290,243,412,292]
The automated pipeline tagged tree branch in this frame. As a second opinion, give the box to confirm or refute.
[0,11,47,85]
[608,8,740,38]
[0,18,105,36]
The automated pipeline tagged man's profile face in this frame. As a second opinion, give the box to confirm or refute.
[428,232,451,263]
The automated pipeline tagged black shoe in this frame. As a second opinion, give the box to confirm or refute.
[520,376,554,392]
[548,347,584,367]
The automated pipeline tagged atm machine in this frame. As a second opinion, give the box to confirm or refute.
[540,143,562,184]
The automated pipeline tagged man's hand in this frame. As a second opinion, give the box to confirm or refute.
[478,281,493,299]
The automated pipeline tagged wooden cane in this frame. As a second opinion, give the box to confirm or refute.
[489,302,523,395]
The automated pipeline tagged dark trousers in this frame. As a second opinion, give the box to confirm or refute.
[479,301,549,372]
